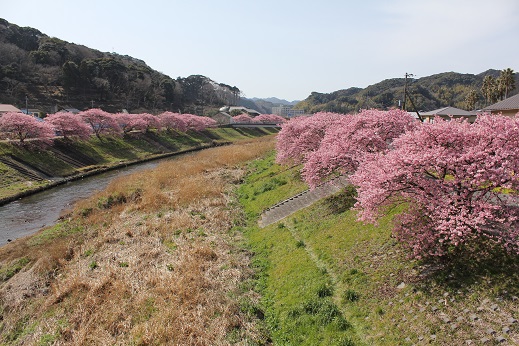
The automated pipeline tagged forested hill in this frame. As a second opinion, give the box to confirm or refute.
[0,19,241,115]
[295,70,519,114]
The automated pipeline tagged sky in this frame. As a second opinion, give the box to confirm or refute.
[2,0,519,101]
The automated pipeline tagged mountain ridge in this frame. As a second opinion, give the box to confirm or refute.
[295,69,518,113]
[0,18,241,115]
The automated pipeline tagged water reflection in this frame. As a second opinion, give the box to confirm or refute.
[0,160,161,244]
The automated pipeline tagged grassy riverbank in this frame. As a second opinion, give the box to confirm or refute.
[0,127,277,202]
[238,153,519,345]
[0,136,276,345]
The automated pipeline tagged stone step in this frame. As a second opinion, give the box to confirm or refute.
[259,176,350,228]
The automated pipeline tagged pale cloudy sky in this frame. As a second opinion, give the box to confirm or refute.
[2,0,518,101]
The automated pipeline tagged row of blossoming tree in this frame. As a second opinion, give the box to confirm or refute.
[0,109,220,143]
[276,109,519,260]
[232,113,286,124]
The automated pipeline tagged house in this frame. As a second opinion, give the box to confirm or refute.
[483,93,519,117]
[0,104,22,114]
[420,106,478,123]
[21,108,44,117]
[211,112,233,125]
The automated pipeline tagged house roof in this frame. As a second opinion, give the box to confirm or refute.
[483,93,519,111]
[0,104,22,113]
[59,108,81,114]
[420,106,476,117]
[228,106,261,115]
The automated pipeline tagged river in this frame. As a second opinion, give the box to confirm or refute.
[0,159,172,245]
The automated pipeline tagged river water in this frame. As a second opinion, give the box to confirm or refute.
[0,159,168,245]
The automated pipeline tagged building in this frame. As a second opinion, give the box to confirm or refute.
[211,112,233,125]
[219,106,260,117]
[0,104,22,114]
[483,93,519,117]
[420,106,478,123]
[272,105,304,118]
[21,108,44,117]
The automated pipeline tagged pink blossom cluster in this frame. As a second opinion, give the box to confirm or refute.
[276,109,519,258]
[0,112,55,143]
[350,114,519,258]
[276,109,416,186]
[0,110,218,143]
[232,113,286,125]
[276,112,345,165]
[232,113,254,123]
[253,114,286,124]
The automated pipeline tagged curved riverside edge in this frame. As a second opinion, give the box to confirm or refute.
[258,175,350,228]
[0,141,229,207]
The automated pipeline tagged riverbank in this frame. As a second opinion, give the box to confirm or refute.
[0,137,276,344]
[0,127,277,205]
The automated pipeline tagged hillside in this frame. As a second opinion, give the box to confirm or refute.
[296,70,519,114]
[249,97,294,105]
[0,19,241,115]
[239,97,301,114]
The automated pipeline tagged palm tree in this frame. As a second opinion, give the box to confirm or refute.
[464,89,479,111]
[497,68,516,99]
[481,75,498,104]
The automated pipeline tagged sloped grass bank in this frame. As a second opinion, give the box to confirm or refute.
[0,127,276,202]
[239,154,519,345]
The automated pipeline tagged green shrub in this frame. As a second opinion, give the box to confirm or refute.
[343,289,359,303]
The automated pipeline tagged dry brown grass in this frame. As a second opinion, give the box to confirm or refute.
[0,136,275,345]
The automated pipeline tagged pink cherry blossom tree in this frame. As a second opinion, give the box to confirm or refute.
[0,112,54,143]
[351,114,519,259]
[139,113,161,132]
[78,108,121,138]
[45,112,92,140]
[114,113,138,134]
[276,112,345,165]
[232,113,254,123]
[253,114,286,124]
[199,116,217,129]
[158,112,188,133]
[179,114,217,131]
[302,109,418,187]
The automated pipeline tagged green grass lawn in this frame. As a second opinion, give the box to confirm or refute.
[238,153,519,345]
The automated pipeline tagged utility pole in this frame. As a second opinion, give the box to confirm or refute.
[25,95,28,115]
[402,73,413,111]
[402,73,423,122]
